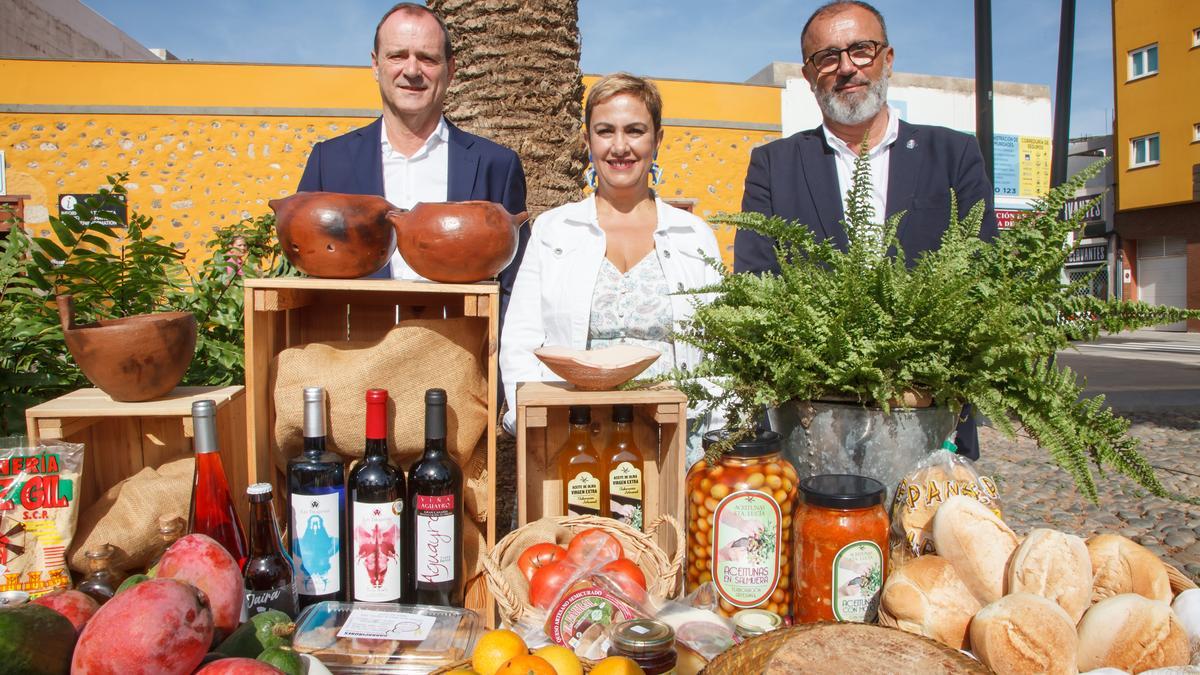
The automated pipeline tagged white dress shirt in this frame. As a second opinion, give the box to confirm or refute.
[381,116,450,280]
[500,194,724,433]
[821,105,901,233]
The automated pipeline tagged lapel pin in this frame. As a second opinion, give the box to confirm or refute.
[906,139,916,150]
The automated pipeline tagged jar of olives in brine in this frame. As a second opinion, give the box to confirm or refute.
[686,430,798,619]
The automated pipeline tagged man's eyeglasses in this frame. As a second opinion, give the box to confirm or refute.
[805,40,888,74]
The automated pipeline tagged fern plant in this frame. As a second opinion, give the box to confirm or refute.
[673,151,1197,502]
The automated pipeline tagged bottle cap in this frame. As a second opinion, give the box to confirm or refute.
[612,404,633,423]
[191,399,219,454]
[247,482,273,496]
[303,387,327,438]
[366,389,388,404]
[569,405,590,425]
[191,400,216,418]
[426,388,447,405]
[425,388,447,441]
[303,387,325,403]
[799,474,886,509]
[610,619,675,653]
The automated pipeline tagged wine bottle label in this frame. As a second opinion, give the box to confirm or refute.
[711,490,782,609]
[352,499,404,601]
[290,491,342,596]
[566,471,601,516]
[244,584,299,619]
[415,494,456,584]
[608,462,644,529]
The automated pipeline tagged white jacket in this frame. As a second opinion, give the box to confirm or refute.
[501,194,723,432]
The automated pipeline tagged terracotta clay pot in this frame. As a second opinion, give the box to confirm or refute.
[270,192,397,278]
[57,295,197,402]
[388,201,528,283]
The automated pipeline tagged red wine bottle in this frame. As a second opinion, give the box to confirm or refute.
[408,388,463,607]
[287,387,346,608]
[188,399,249,569]
[348,389,407,603]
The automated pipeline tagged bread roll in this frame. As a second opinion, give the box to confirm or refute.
[1077,593,1191,672]
[1086,534,1172,603]
[879,555,982,649]
[1007,528,1093,623]
[969,593,1078,675]
[931,495,1019,603]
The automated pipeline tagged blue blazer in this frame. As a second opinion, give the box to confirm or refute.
[733,120,998,459]
[734,119,999,274]
[296,117,529,321]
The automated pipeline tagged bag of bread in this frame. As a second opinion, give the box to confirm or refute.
[889,441,1000,560]
[0,437,85,598]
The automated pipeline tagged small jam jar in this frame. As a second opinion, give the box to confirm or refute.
[792,474,888,624]
[686,430,798,618]
[608,619,678,675]
[731,608,783,642]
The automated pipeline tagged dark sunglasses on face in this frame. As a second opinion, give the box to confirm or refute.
[805,40,888,74]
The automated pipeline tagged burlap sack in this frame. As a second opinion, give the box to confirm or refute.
[271,318,488,470]
[68,456,193,573]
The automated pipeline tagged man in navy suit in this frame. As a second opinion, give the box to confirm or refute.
[297,3,528,321]
[734,0,998,459]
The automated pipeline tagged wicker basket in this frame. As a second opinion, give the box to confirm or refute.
[482,514,684,627]
[1166,562,1198,594]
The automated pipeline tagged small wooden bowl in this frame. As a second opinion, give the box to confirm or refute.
[533,345,661,391]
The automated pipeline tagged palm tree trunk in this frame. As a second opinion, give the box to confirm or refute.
[429,0,586,215]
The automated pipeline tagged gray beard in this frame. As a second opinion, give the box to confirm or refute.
[816,70,890,126]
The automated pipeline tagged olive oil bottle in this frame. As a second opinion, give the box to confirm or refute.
[558,406,607,516]
[605,404,645,529]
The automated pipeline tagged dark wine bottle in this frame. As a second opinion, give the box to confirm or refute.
[243,483,298,618]
[348,388,407,603]
[287,386,346,608]
[407,388,464,607]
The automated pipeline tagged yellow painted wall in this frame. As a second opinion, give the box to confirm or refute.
[1,59,780,266]
[1111,0,1200,211]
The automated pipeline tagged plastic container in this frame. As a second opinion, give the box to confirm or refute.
[291,602,482,673]
[686,431,799,618]
[791,474,889,624]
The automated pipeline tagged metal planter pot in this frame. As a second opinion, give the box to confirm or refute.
[767,400,959,506]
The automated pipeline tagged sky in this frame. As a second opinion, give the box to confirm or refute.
[83,0,1114,137]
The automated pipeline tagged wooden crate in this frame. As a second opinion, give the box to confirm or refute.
[24,386,247,521]
[243,277,498,620]
[514,382,687,555]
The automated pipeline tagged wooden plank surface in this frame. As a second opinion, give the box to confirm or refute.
[25,386,244,418]
[246,277,498,297]
[516,381,686,407]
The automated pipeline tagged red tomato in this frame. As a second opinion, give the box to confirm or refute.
[565,528,624,566]
[516,543,567,582]
[599,558,647,601]
[529,560,578,610]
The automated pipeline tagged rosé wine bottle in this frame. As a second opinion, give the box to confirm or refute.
[188,399,249,570]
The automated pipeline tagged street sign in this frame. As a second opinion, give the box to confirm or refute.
[58,193,127,228]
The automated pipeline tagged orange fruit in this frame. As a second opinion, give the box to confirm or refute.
[471,629,528,675]
[494,654,557,675]
[589,656,646,675]
[532,645,583,675]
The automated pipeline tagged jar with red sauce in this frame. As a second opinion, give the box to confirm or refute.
[686,430,798,618]
[791,474,888,624]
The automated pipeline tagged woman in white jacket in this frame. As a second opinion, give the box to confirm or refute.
[500,73,722,463]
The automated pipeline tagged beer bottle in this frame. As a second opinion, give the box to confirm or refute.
[243,483,298,618]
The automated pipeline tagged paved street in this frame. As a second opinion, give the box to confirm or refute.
[978,329,1200,583]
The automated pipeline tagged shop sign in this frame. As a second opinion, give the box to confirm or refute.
[995,209,1029,230]
[57,193,127,228]
[1067,243,1108,266]
[1062,195,1104,223]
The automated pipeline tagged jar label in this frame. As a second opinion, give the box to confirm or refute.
[711,490,782,608]
[608,462,643,528]
[290,491,342,596]
[831,540,884,622]
[415,494,456,584]
[352,499,404,601]
[566,471,601,516]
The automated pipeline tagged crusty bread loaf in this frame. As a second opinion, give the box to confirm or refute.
[969,593,1078,675]
[879,555,982,650]
[1086,534,1172,603]
[1007,528,1093,623]
[1077,593,1191,672]
[931,495,1019,604]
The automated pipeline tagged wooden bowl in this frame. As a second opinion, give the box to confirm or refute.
[270,191,396,278]
[533,345,661,391]
[57,295,197,402]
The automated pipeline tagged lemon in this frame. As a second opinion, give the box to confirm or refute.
[532,645,583,675]
[472,629,529,675]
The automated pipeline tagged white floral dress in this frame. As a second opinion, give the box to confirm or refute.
[586,253,676,379]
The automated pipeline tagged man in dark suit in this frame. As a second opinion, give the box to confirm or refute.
[297,3,528,321]
[734,0,998,459]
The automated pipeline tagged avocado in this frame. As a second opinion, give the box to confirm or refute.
[258,646,303,675]
[216,609,294,657]
[0,603,77,674]
[116,574,150,595]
